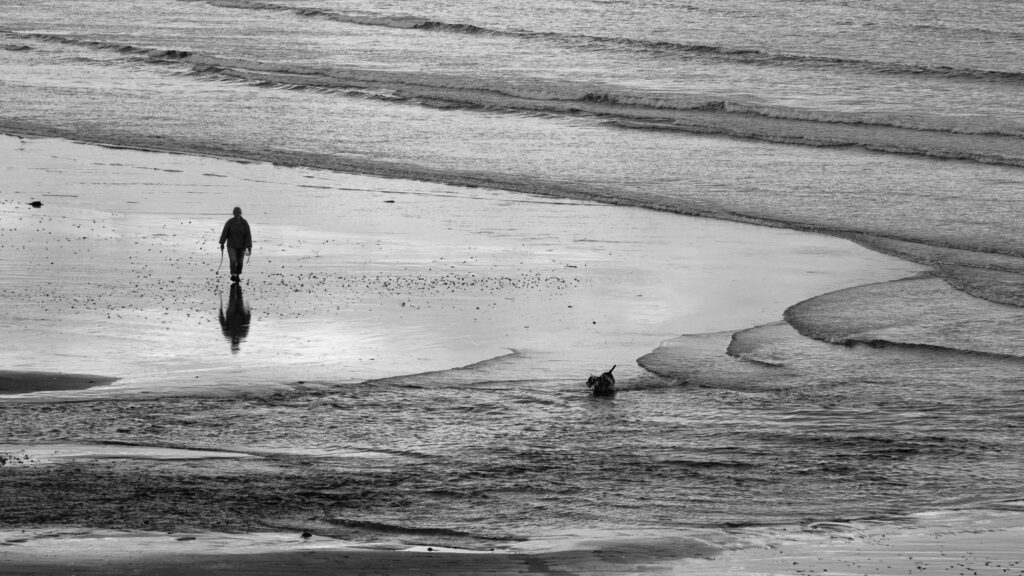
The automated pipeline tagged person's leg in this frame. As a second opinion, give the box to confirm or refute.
[227,247,241,278]
[233,247,245,276]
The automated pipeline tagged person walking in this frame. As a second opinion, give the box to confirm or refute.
[219,206,252,283]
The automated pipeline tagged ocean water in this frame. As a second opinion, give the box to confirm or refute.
[2,0,1024,553]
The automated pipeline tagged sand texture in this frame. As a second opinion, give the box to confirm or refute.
[2,136,1019,575]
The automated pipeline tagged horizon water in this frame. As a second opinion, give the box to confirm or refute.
[2,0,1024,558]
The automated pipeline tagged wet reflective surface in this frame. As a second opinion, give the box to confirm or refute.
[1,132,1019,557]
[0,136,919,397]
[219,283,251,353]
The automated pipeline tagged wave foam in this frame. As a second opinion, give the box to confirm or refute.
[180,0,1024,86]
[6,29,1023,167]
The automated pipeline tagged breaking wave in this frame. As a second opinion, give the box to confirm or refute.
[178,0,1024,84]
[5,29,1024,168]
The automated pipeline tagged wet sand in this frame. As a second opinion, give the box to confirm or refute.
[0,529,719,575]
[675,508,1024,576]
[8,134,1020,575]
[2,509,1021,575]
[0,134,921,399]
[0,370,117,395]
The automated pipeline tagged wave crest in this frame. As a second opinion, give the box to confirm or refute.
[6,28,1023,167]
[180,0,1024,85]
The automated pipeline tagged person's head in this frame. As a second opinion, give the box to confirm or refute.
[232,206,242,218]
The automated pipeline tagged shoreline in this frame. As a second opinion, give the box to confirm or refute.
[0,133,922,399]
[2,507,1023,575]
[0,528,719,575]
[3,126,1011,273]
[6,125,1021,316]
[4,1,1024,569]
[4,134,1020,575]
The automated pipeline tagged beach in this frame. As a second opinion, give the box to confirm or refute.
[2,135,1021,575]
[3,0,1024,573]
[1,135,922,398]
[4,509,1022,576]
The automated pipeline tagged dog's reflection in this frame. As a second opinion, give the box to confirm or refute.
[219,283,251,353]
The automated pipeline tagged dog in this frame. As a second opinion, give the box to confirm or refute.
[586,365,617,397]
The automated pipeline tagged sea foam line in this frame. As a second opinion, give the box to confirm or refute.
[6,28,1023,136]
[6,28,1022,168]
[176,0,1024,84]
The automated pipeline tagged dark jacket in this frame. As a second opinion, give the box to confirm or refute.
[219,217,252,250]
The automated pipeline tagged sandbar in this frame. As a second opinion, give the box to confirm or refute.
[0,134,923,400]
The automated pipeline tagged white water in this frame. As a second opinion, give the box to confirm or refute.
[2,0,1024,558]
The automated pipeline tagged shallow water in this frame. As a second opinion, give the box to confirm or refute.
[2,341,1021,541]
[2,0,1024,553]
[3,137,1022,548]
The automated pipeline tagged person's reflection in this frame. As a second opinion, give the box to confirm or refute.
[219,283,251,353]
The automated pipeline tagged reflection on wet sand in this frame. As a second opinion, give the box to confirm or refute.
[219,284,251,353]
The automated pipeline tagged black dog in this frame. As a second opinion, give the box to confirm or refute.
[586,365,617,397]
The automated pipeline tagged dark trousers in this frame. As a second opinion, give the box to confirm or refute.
[227,246,246,276]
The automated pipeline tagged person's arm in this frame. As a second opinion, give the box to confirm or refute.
[244,220,252,254]
[219,220,229,249]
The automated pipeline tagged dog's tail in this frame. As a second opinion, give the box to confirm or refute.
[608,364,616,374]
